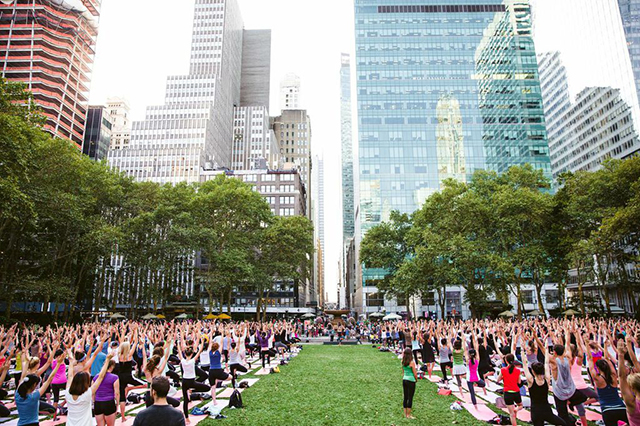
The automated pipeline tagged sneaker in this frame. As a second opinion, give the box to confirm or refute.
[214,414,227,419]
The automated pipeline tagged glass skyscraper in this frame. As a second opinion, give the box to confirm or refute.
[618,0,640,105]
[354,0,552,316]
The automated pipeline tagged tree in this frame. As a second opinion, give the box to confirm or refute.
[193,175,272,315]
[360,211,413,316]
[256,216,314,321]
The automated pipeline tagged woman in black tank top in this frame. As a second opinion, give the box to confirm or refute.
[521,332,567,426]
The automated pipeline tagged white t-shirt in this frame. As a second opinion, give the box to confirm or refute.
[181,358,196,380]
[200,350,210,366]
[229,350,242,365]
[66,388,93,426]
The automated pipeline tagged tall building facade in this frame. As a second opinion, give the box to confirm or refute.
[312,155,325,306]
[618,0,640,105]
[0,0,101,147]
[279,73,301,110]
[354,0,552,317]
[538,51,640,178]
[82,106,112,161]
[273,109,312,213]
[108,0,244,184]
[106,97,131,151]
[533,0,640,143]
[341,53,355,243]
[232,106,280,170]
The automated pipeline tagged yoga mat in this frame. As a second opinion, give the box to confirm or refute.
[217,387,244,398]
[462,403,499,422]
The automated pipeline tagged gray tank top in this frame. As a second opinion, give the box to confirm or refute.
[552,357,576,400]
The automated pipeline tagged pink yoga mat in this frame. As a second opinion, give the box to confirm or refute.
[462,403,499,422]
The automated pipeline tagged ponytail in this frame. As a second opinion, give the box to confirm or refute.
[506,354,516,374]
[17,375,39,399]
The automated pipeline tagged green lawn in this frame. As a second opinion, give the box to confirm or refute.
[200,345,488,426]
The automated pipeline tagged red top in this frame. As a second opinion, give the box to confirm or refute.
[501,366,521,392]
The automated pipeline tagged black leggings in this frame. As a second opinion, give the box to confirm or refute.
[260,349,274,368]
[144,391,179,408]
[531,405,567,426]
[402,380,416,409]
[602,408,629,426]
[412,350,421,365]
[467,379,486,406]
[181,378,210,418]
[440,362,452,381]
[230,364,248,388]
[0,403,10,417]
[119,374,146,402]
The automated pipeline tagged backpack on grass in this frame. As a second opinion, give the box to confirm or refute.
[229,389,243,409]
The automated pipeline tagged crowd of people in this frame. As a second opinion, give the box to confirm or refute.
[1,317,640,426]
[0,320,301,426]
[385,318,640,426]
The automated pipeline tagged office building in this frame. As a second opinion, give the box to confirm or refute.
[279,73,301,110]
[82,106,112,161]
[353,0,553,317]
[311,155,325,306]
[106,97,131,151]
[232,106,280,170]
[0,0,101,147]
[108,0,244,184]
[618,0,640,105]
[240,29,271,108]
[272,109,312,213]
[533,0,640,143]
[538,51,640,178]
[341,53,356,243]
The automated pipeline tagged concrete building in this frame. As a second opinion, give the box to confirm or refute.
[538,51,640,179]
[199,168,313,314]
[106,97,131,151]
[232,106,280,170]
[82,106,112,161]
[0,0,101,147]
[272,109,312,213]
[108,0,244,184]
[311,155,325,306]
[354,1,553,318]
[240,29,271,108]
[279,73,301,110]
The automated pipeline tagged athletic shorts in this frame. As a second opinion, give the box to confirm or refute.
[504,392,522,406]
[94,400,117,416]
[209,368,229,382]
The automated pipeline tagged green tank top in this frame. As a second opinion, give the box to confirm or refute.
[452,350,464,366]
[403,365,416,382]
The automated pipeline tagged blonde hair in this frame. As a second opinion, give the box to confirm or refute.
[628,373,640,394]
[118,342,130,359]
[27,357,40,371]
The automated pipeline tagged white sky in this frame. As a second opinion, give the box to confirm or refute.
[89,0,356,302]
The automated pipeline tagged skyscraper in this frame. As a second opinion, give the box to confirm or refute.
[82,106,112,161]
[279,73,301,110]
[618,0,640,104]
[0,0,101,147]
[538,51,640,178]
[232,105,280,170]
[108,0,244,184]
[341,54,355,243]
[354,0,552,317]
[312,154,325,306]
[273,109,312,213]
